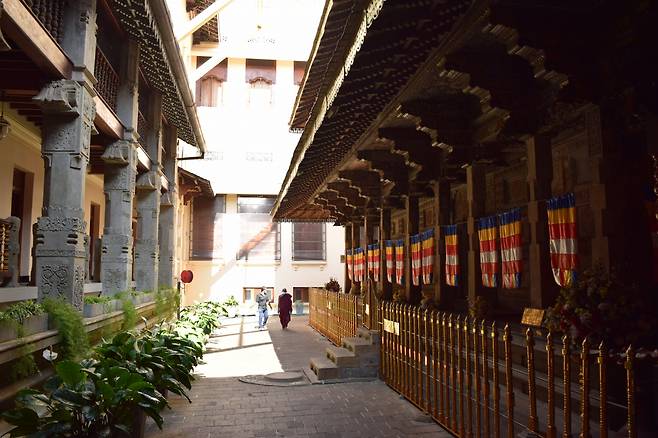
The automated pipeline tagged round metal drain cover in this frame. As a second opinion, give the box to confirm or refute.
[264,371,304,383]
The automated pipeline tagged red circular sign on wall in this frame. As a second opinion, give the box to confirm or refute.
[180,270,194,284]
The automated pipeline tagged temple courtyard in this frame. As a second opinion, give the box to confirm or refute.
[146,316,450,437]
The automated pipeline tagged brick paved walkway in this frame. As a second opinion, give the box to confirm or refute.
[147,315,451,437]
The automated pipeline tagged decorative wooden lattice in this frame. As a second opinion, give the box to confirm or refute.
[94,47,120,111]
[22,0,65,42]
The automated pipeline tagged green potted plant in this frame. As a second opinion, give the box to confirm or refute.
[223,295,239,318]
[0,300,48,343]
[325,277,341,293]
[83,295,113,318]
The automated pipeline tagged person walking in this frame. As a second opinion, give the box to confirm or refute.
[277,288,293,329]
[255,287,272,330]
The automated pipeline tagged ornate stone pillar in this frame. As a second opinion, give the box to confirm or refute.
[34,80,96,309]
[135,171,161,291]
[344,223,352,293]
[100,140,137,295]
[158,126,177,288]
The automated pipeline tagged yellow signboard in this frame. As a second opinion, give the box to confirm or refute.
[521,308,545,327]
[383,318,400,335]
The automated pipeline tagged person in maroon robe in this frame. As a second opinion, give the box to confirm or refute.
[277,288,293,329]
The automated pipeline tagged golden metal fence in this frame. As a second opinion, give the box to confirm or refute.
[380,301,641,438]
[309,288,358,346]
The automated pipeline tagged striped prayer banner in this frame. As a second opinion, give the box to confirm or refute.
[385,240,395,283]
[444,225,459,286]
[498,208,522,289]
[353,248,362,282]
[411,234,422,286]
[346,249,353,281]
[547,193,578,287]
[421,229,434,284]
[367,245,374,277]
[477,215,499,288]
[372,243,380,280]
[395,239,404,285]
[356,247,365,282]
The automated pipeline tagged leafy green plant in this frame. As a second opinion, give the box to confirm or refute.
[155,288,180,320]
[120,298,138,331]
[325,277,341,293]
[223,295,239,307]
[2,359,167,437]
[42,298,89,360]
[84,295,112,305]
[0,300,44,325]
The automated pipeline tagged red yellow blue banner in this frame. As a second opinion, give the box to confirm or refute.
[385,240,394,283]
[354,247,365,282]
[498,208,522,289]
[410,234,422,286]
[477,215,499,288]
[444,225,459,286]
[370,243,380,280]
[421,229,434,284]
[395,239,404,285]
[367,245,374,278]
[547,193,578,287]
[346,249,353,281]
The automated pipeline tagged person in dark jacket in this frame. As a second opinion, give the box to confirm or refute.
[277,288,293,329]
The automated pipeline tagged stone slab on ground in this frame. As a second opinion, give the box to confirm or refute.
[145,315,452,437]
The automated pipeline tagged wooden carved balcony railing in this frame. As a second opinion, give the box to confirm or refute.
[137,111,149,149]
[0,217,20,287]
[94,47,119,112]
[21,0,65,42]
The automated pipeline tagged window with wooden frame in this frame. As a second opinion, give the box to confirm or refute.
[246,59,275,107]
[292,222,326,261]
[195,58,227,107]
[190,195,226,260]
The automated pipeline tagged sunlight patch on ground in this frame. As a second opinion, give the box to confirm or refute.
[194,316,284,378]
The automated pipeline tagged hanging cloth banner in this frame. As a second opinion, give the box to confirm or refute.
[477,215,499,288]
[421,229,435,285]
[354,247,365,282]
[547,193,578,287]
[385,240,395,283]
[444,225,459,286]
[367,245,376,277]
[498,208,522,289]
[395,239,405,285]
[371,243,380,280]
[346,249,353,281]
[410,234,422,286]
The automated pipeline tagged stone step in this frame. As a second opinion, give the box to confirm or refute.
[309,356,340,380]
[342,337,379,355]
[325,346,360,368]
[339,364,379,379]
[357,327,381,344]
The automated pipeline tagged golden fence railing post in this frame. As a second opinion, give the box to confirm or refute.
[433,311,440,420]
[416,307,423,407]
[450,314,458,432]
[526,328,538,434]
[440,312,447,424]
[442,313,449,425]
[563,334,572,438]
[625,345,636,438]
[396,303,402,392]
[473,320,482,438]
[503,325,514,438]
[481,321,490,438]
[457,316,465,438]
[598,341,607,438]
[547,332,556,438]
[580,337,590,438]
[466,317,473,438]
[491,322,500,438]
[404,304,410,399]
[425,309,431,413]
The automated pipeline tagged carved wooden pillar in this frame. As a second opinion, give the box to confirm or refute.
[404,195,420,303]
[526,134,557,308]
[433,181,450,306]
[466,164,486,305]
[380,206,392,300]
[350,219,361,294]
[364,209,376,326]
[344,223,352,293]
